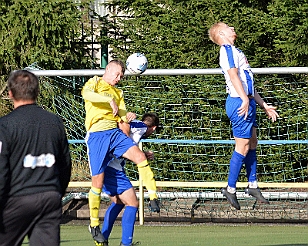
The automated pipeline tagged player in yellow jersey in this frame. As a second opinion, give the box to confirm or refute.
[81,60,160,246]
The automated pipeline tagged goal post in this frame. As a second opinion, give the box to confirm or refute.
[27,64,308,223]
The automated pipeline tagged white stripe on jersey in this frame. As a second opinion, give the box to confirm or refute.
[219,44,254,97]
[129,120,147,144]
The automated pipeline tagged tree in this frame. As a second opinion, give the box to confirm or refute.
[103,0,308,68]
[267,0,308,66]
[0,0,98,75]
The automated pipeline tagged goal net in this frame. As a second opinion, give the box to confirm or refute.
[25,64,308,223]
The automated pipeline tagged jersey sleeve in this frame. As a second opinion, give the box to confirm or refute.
[117,90,128,123]
[82,76,113,103]
[219,45,239,71]
[0,123,10,203]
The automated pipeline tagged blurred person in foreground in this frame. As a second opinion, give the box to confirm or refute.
[208,22,279,210]
[0,70,72,246]
[81,60,160,246]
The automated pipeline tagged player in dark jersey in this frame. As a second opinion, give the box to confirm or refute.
[0,70,72,246]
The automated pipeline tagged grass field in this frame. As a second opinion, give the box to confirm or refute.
[22,223,308,246]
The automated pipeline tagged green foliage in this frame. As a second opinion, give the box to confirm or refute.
[0,0,97,74]
[1,0,307,185]
[103,0,308,68]
[91,0,308,183]
[268,0,308,66]
[118,75,308,183]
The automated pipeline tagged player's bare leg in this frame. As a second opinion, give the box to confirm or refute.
[102,188,139,246]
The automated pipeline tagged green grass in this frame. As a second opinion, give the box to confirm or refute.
[22,224,308,246]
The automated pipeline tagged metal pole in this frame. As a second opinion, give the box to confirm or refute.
[138,142,144,225]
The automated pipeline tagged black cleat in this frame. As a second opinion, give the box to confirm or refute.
[119,242,141,246]
[89,225,109,246]
[245,187,269,204]
[221,187,240,210]
[149,198,160,213]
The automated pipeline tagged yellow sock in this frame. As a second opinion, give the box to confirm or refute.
[89,186,101,227]
[137,160,158,200]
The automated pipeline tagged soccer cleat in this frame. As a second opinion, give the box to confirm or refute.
[221,187,240,210]
[88,225,109,246]
[149,198,160,213]
[119,242,141,246]
[245,187,269,204]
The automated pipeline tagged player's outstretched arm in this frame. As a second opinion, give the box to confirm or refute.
[254,91,279,122]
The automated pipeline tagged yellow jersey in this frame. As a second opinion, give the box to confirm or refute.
[81,76,127,132]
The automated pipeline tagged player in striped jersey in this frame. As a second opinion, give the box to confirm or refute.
[102,113,160,246]
[208,22,279,210]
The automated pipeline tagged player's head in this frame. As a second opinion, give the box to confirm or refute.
[142,112,160,138]
[103,60,125,86]
[7,70,39,102]
[208,22,237,45]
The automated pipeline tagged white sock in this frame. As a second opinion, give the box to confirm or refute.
[227,186,236,194]
[248,181,258,188]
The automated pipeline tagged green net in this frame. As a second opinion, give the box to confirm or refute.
[24,64,308,222]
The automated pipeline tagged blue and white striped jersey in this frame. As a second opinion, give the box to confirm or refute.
[219,44,254,97]
[129,120,148,144]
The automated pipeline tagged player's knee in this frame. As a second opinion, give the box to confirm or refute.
[131,147,147,163]
[91,173,104,188]
[124,145,146,163]
[130,200,139,208]
[136,151,147,163]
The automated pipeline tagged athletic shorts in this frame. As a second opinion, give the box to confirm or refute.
[225,95,257,138]
[0,191,62,246]
[85,128,136,176]
[103,166,133,196]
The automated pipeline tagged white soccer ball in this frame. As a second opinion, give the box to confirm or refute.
[126,53,148,75]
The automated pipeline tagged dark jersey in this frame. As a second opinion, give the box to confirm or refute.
[0,104,72,201]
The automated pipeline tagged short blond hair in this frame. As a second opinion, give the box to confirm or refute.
[208,22,226,45]
[107,60,125,74]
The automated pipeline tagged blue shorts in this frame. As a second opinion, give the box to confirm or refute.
[85,128,136,176]
[103,166,133,196]
[225,95,257,138]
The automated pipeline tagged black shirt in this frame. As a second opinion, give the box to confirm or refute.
[0,104,72,201]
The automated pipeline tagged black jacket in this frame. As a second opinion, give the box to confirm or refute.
[0,104,72,201]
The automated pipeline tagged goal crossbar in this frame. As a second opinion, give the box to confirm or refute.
[28,67,308,77]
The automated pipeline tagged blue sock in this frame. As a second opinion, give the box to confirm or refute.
[244,149,257,183]
[228,151,245,188]
[102,202,124,240]
[121,206,138,245]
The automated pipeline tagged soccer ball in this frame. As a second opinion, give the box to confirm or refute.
[126,53,148,75]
